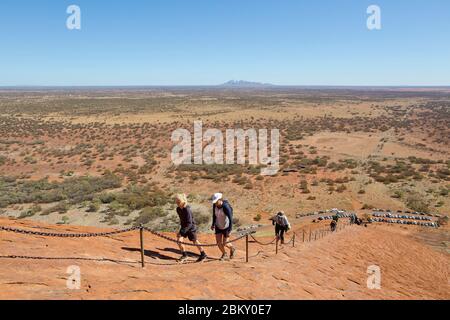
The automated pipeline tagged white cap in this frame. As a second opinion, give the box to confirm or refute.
[211,193,223,204]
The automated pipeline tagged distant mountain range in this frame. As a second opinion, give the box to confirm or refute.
[219,80,275,87]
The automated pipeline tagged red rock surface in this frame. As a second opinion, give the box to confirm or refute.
[0,218,448,300]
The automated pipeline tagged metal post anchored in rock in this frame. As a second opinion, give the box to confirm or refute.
[139,224,145,268]
[246,234,249,263]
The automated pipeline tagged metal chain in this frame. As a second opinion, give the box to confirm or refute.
[0,255,137,265]
[0,225,138,238]
[250,234,277,246]
[142,226,252,247]
[284,234,295,245]
[1,219,357,268]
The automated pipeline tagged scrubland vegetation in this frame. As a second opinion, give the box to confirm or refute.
[0,88,448,228]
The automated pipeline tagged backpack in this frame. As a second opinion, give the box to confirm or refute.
[285,220,291,231]
[277,215,290,230]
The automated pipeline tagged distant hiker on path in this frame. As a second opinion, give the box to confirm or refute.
[211,193,236,261]
[175,194,207,262]
[351,213,362,225]
[330,220,337,232]
[350,213,356,225]
[271,211,291,244]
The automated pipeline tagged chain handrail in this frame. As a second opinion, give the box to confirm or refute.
[249,234,277,246]
[0,219,354,266]
[142,226,253,247]
[0,225,139,238]
[284,233,295,245]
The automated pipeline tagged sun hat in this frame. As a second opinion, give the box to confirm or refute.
[211,193,223,204]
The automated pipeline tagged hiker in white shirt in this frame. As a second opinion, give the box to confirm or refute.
[271,211,291,244]
[210,193,236,261]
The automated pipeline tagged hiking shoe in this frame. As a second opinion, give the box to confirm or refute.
[178,254,188,262]
[196,252,207,262]
[220,253,229,261]
[229,247,236,259]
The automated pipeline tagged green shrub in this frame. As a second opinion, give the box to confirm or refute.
[406,195,429,213]
[108,218,120,225]
[0,155,7,166]
[86,200,101,213]
[134,206,166,226]
[30,204,42,213]
[193,210,210,226]
[18,210,35,219]
[391,190,403,199]
[107,200,131,216]
[114,185,171,211]
[99,192,116,204]
[41,202,70,215]
[0,172,122,208]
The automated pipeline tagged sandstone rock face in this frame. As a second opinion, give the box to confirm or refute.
[0,218,448,300]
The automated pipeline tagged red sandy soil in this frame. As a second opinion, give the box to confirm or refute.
[0,218,448,300]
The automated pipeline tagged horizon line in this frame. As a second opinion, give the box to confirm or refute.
[1,84,450,89]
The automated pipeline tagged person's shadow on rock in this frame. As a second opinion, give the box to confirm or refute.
[121,247,177,261]
[157,247,200,257]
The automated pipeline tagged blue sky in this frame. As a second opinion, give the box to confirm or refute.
[0,0,449,86]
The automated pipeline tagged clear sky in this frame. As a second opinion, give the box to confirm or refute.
[0,0,449,86]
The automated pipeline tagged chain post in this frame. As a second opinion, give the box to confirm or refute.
[245,234,249,263]
[139,224,145,268]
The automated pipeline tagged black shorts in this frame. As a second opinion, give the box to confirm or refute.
[215,228,230,237]
[275,224,287,233]
[179,228,197,242]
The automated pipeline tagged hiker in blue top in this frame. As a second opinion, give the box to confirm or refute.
[175,194,207,262]
[211,193,236,261]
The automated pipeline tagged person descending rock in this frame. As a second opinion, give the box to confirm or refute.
[350,213,356,225]
[175,194,207,262]
[330,220,337,232]
[211,193,236,261]
[272,211,291,244]
[352,213,362,225]
[356,217,363,226]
